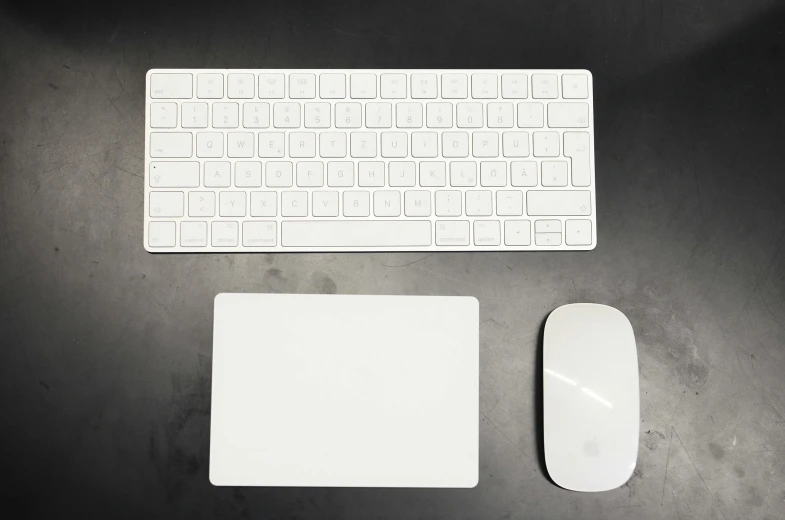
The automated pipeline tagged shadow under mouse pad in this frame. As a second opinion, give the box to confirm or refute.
[209,293,479,488]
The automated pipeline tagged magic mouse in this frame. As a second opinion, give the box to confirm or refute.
[543,303,639,492]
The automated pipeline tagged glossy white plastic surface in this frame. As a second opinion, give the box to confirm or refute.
[210,293,479,487]
[543,303,639,492]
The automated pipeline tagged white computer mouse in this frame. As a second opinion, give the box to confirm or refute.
[543,303,639,492]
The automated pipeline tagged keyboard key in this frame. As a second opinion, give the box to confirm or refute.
[426,102,453,128]
[532,74,558,99]
[197,132,224,157]
[150,103,177,128]
[487,102,514,128]
[548,103,589,128]
[381,73,407,99]
[296,162,324,187]
[290,73,316,99]
[189,191,216,217]
[374,191,401,217]
[419,162,446,187]
[213,103,239,128]
[442,132,469,158]
[535,220,561,233]
[351,73,377,99]
[441,74,468,99]
[258,73,285,98]
[266,162,293,187]
[504,220,531,246]
[148,221,176,247]
[150,73,192,99]
[471,73,497,99]
[351,132,378,158]
[150,133,192,158]
[436,221,469,246]
[243,221,277,247]
[335,102,362,128]
[197,73,223,98]
[457,103,483,128]
[381,132,407,158]
[501,131,529,157]
[150,191,184,217]
[566,219,592,245]
[327,162,354,186]
[466,191,492,216]
[564,132,591,186]
[435,190,462,216]
[343,191,370,217]
[366,102,392,128]
[250,192,277,217]
[243,103,270,128]
[474,220,501,246]
[212,221,239,247]
[228,132,254,158]
[450,162,477,187]
[472,132,499,158]
[533,131,559,157]
[234,161,262,188]
[404,191,431,216]
[517,103,544,128]
[497,191,523,216]
[258,132,285,157]
[181,221,207,247]
[501,73,528,99]
[526,190,591,216]
[204,162,230,188]
[411,73,438,99]
[389,162,416,187]
[220,191,247,217]
[411,132,438,158]
[289,132,316,158]
[535,232,562,246]
[304,102,330,128]
[480,162,506,187]
[273,102,301,128]
[281,191,308,217]
[319,73,346,99]
[320,132,348,158]
[562,74,589,99]
[396,102,423,128]
[282,221,432,247]
[542,161,568,187]
[182,102,208,128]
[149,162,199,188]
[359,162,385,187]
[228,73,254,99]
[313,191,339,217]
[510,161,538,187]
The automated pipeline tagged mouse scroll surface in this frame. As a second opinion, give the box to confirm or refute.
[544,304,639,492]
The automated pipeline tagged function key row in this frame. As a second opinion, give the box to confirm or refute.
[150,72,589,100]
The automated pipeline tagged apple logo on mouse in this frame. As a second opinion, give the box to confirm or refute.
[583,439,600,457]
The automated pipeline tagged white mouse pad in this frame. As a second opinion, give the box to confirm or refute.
[209,293,479,488]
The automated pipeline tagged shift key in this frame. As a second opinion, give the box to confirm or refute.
[527,190,591,216]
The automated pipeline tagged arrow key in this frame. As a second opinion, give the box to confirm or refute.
[566,219,592,246]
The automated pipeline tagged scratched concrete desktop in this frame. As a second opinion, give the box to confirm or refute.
[0,1,784,519]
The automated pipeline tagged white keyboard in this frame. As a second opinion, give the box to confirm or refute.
[144,69,596,252]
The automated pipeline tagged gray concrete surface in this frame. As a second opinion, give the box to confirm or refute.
[1,1,784,518]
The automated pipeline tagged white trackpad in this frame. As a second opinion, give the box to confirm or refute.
[209,293,479,487]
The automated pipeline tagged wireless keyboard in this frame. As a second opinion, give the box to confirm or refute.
[144,69,596,252]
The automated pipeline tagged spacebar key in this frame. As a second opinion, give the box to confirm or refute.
[282,221,432,247]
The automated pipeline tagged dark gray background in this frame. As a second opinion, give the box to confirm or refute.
[1,0,784,518]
